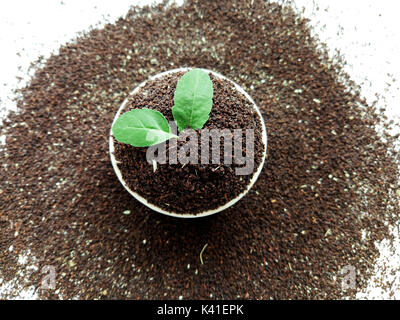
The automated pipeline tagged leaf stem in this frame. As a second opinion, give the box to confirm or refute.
[200,243,208,265]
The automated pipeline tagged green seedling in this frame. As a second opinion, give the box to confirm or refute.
[112,69,213,147]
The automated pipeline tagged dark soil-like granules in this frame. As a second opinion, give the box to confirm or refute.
[1,0,399,299]
[113,71,264,214]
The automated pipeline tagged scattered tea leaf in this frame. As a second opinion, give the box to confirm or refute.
[172,69,213,131]
[112,108,177,147]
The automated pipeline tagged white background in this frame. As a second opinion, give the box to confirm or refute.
[0,0,399,299]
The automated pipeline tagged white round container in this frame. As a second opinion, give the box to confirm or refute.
[109,68,267,218]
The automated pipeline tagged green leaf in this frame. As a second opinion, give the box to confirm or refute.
[112,108,177,147]
[172,69,213,131]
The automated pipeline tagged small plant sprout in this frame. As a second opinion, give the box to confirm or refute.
[112,69,213,147]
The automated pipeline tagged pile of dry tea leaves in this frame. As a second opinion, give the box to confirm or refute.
[1,0,399,299]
